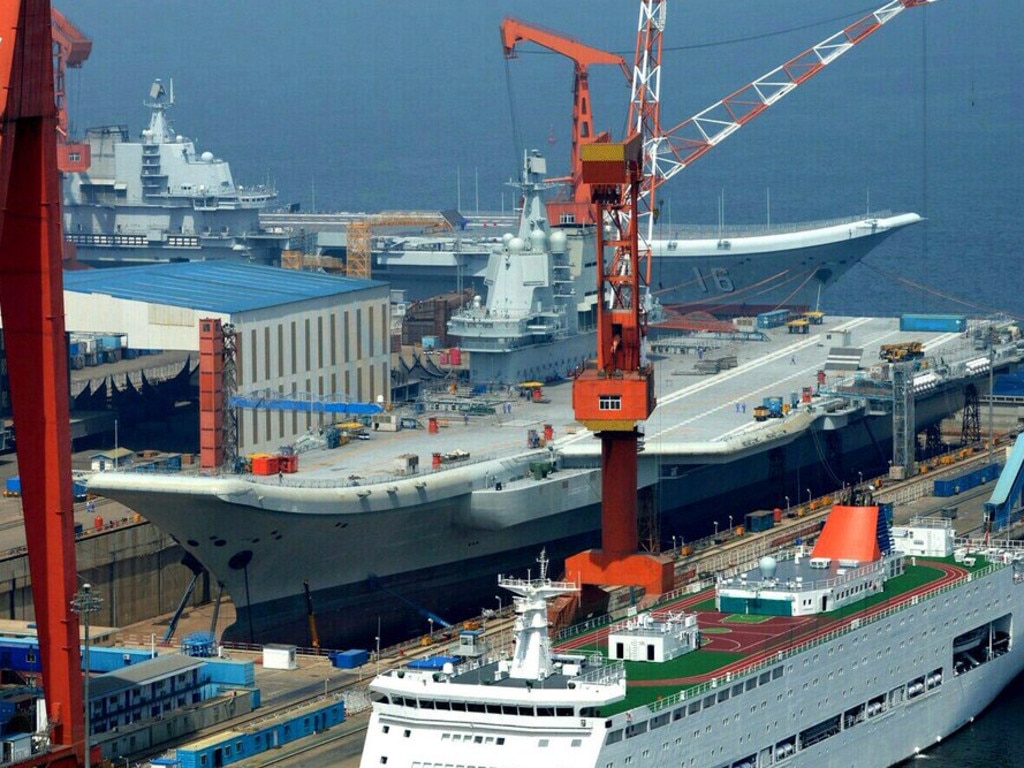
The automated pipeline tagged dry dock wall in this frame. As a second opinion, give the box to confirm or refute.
[0,522,204,630]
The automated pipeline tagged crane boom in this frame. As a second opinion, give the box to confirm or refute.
[500,17,630,225]
[652,0,939,189]
[0,1,85,766]
[627,1,667,268]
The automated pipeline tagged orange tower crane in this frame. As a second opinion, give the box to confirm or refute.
[500,17,629,226]
[345,212,453,279]
[50,7,92,173]
[566,134,673,596]
[0,1,86,766]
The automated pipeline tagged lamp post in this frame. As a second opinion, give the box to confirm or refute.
[495,595,502,615]
[806,488,812,505]
[428,617,434,640]
[375,634,381,675]
[672,535,677,555]
[858,471,863,486]
[713,520,719,538]
[785,495,790,516]
[728,515,733,534]
[71,584,102,768]
[989,340,994,460]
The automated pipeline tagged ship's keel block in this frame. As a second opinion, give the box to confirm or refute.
[565,550,674,596]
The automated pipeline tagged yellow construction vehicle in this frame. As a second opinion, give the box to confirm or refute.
[879,340,924,362]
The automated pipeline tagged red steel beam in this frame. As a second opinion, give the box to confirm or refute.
[0,0,85,761]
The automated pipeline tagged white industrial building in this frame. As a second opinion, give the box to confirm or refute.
[59,261,390,454]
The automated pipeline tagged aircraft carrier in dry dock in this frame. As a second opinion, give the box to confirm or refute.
[88,314,1024,651]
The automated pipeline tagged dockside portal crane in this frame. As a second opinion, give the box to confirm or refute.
[565,0,939,595]
[0,1,86,766]
[500,17,629,226]
[567,133,673,594]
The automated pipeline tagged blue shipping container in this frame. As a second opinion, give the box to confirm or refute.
[744,510,775,533]
[899,314,967,333]
[329,649,369,669]
[933,463,1002,497]
[756,309,791,329]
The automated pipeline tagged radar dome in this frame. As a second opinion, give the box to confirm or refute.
[176,135,184,143]
[508,237,525,254]
[501,232,514,246]
[200,151,214,162]
[758,556,778,580]
[529,228,547,251]
[549,230,567,254]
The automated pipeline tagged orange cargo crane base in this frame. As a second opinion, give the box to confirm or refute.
[566,136,672,596]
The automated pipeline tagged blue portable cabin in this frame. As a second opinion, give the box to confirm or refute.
[84,645,158,673]
[0,638,43,674]
[201,658,256,687]
[174,699,345,768]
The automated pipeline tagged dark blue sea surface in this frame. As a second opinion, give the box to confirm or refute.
[898,672,1024,767]
[60,0,1023,321]
[54,4,1024,764]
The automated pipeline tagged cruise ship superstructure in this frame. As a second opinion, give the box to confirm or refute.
[359,506,1024,767]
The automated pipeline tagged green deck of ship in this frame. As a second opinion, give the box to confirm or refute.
[557,556,992,716]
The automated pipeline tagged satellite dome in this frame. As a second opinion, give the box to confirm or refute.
[549,230,567,254]
[200,151,214,162]
[501,232,514,246]
[508,236,525,254]
[758,556,778,580]
[529,228,546,251]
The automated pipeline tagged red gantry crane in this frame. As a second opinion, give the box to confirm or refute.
[500,17,629,226]
[0,1,86,766]
[565,0,940,596]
